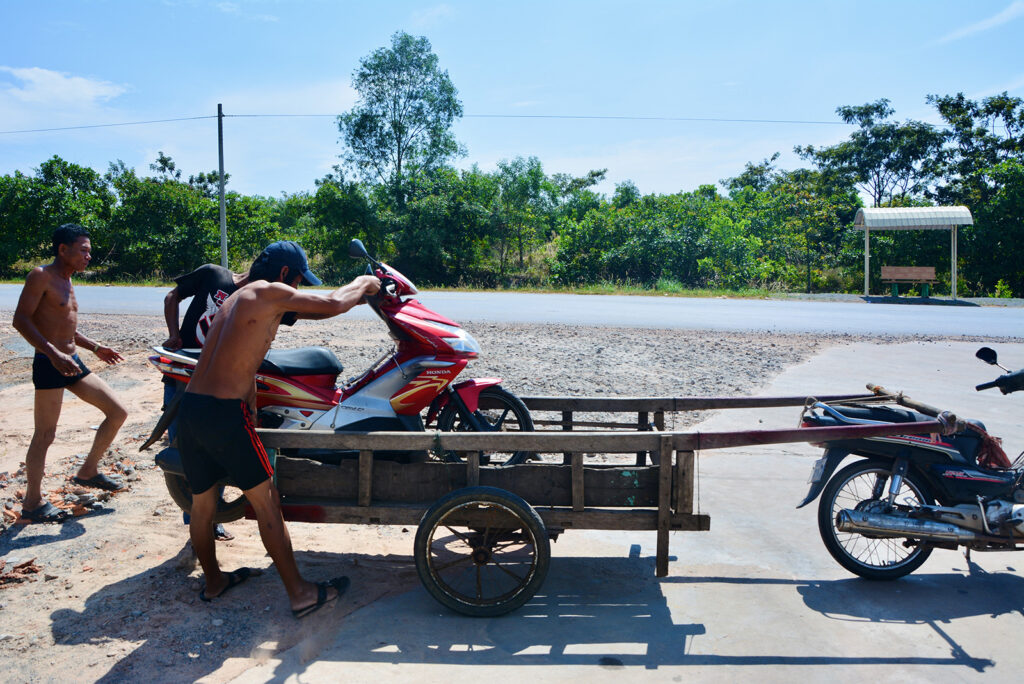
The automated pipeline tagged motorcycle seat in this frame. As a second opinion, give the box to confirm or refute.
[814,405,988,463]
[826,405,929,423]
[259,347,344,376]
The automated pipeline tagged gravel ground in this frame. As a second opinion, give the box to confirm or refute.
[0,310,999,683]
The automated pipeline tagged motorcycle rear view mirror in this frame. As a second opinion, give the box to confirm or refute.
[976,347,1010,371]
[348,239,369,260]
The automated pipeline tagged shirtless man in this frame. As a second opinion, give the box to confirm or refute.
[12,224,129,523]
[179,240,379,617]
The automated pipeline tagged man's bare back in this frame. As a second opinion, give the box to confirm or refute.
[187,275,380,403]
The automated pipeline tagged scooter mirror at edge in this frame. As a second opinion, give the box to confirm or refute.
[976,347,1008,371]
[348,238,369,260]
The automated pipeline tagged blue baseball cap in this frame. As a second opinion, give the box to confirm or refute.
[257,240,322,286]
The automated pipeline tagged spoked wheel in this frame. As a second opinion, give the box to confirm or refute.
[817,458,935,580]
[414,487,550,616]
[163,473,248,524]
[436,386,535,465]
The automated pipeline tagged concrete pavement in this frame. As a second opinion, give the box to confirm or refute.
[226,341,1024,683]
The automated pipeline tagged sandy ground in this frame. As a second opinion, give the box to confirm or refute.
[0,309,998,683]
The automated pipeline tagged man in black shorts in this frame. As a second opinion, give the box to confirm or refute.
[12,224,128,523]
[180,240,379,616]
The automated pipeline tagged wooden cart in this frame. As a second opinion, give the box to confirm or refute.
[254,394,950,616]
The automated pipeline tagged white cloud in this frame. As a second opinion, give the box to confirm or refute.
[936,1,1024,44]
[0,66,126,107]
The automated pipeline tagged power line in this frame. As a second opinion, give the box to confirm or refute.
[464,113,851,125]
[0,115,217,135]
[0,111,851,136]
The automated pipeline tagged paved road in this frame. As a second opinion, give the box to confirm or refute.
[1,285,1022,337]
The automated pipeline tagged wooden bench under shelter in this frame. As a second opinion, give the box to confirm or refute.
[881,266,938,298]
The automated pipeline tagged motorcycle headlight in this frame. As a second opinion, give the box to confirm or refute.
[426,321,482,355]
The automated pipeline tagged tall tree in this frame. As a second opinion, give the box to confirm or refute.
[338,32,463,208]
[796,99,943,206]
[928,92,1024,295]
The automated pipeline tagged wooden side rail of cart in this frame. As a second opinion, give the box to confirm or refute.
[254,393,951,616]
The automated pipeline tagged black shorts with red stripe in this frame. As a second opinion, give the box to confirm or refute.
[178,392,274,494]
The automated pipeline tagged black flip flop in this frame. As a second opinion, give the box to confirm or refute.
[20,501,69,523]
[73,473,125,492]
[292,576,349,619]
[199,567,259,602]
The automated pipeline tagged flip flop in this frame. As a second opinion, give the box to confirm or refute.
[214,524,234,542]
[199,567,260,602]
[72,473,125,491]
[20,501,69,523]
[292,576,349,619]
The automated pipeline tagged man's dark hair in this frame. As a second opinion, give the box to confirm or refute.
[248,249,279,283]
[52,224,90,257]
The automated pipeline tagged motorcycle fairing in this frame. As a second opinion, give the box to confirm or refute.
[927,463,1021,502]
[425,377,505,424]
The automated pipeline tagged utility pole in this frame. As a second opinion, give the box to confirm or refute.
[217,103,228,268]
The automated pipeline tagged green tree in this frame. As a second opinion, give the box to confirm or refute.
[308,174,380,282]
[493,156,551,275]
[797,99,943,207]
[105,160,217,277]
[0,157,115,275]
[928,92,1024,295]
[338,31,463,208]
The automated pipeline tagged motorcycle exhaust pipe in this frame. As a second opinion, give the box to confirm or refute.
[836,509,983,543]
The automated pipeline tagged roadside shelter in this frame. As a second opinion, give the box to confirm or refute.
[854,206,973,300]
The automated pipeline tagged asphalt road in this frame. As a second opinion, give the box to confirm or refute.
[1,284,1022,337]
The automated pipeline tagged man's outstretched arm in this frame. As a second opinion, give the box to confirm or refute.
[276,276,381,318]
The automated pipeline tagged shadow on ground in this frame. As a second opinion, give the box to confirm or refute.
[236,553,1014,679]
[43,544,1022,681]
[861,295,979,307]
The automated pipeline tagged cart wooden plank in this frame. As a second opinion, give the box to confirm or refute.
[275,457,667,508]
[261,498,710,532]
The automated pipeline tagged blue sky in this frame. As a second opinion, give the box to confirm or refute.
[1,1,1022,198]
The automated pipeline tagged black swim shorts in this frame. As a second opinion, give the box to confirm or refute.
[178,392,274,494]
[32,352,90,390]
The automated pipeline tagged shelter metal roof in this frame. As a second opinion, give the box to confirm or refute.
[854,206,973,230]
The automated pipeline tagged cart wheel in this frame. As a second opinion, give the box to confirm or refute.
[414,486,550,617]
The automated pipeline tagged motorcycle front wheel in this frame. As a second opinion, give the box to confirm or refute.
[817,458,935,580]
[436,386,535,466]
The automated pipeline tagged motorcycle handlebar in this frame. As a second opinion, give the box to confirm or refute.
[977,369,1024,394]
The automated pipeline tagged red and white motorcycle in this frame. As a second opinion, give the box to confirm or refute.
[143,239,533,520]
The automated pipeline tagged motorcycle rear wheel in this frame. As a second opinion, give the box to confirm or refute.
[817,458,935,580]
[163,473,248,524]
[436,386,535,466]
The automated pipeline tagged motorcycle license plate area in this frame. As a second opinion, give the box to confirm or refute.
[808,456,827,484]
